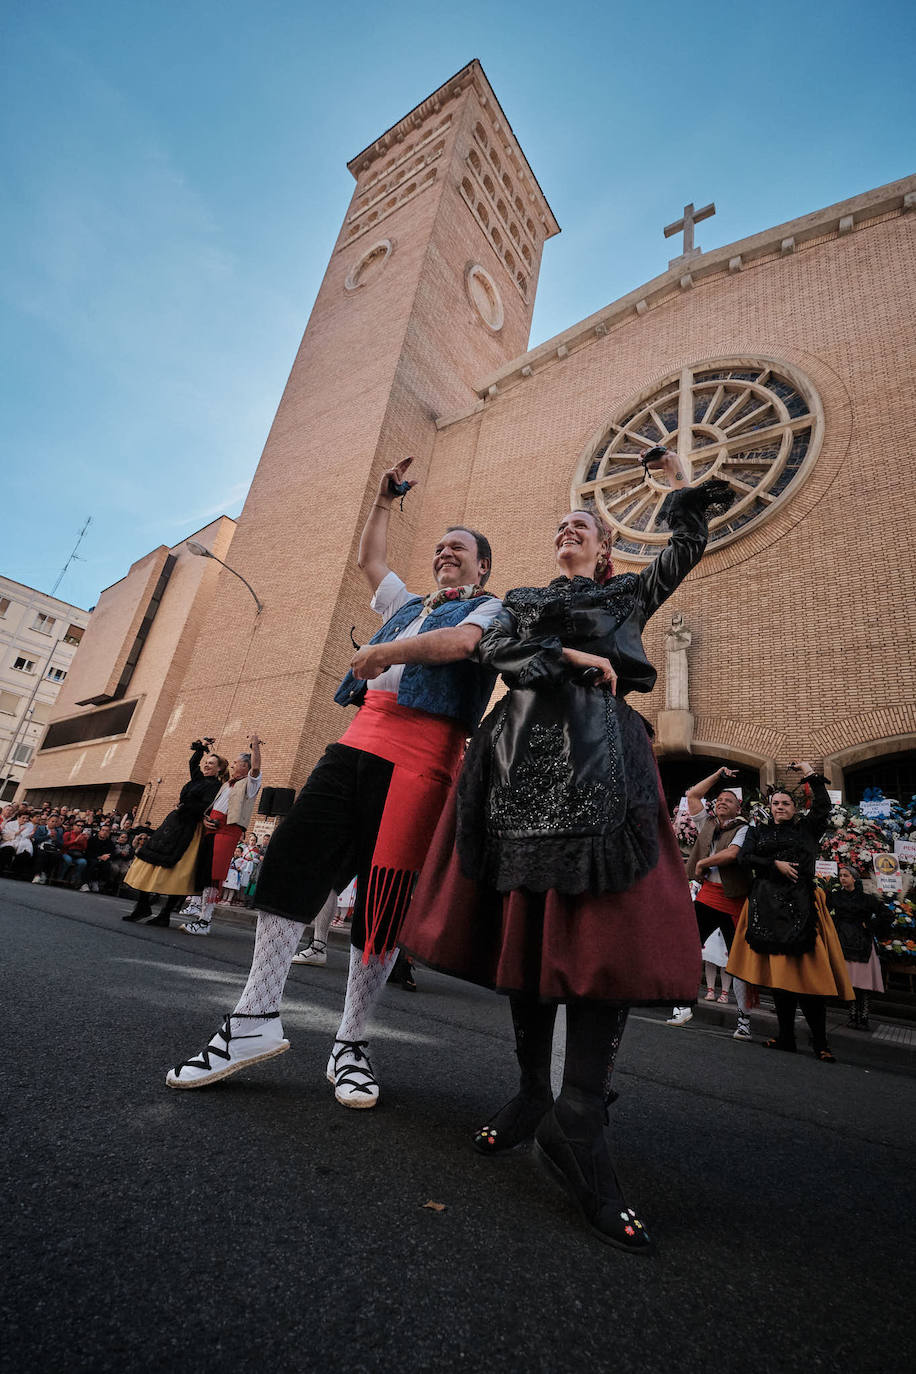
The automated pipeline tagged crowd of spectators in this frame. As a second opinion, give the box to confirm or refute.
[0,801,271,905]
[0,802,150,894]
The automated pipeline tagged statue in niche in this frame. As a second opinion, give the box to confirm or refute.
[664,611,692,711]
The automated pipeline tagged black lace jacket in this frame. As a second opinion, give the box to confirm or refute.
[456,484,724,894]
[137,743,222,870]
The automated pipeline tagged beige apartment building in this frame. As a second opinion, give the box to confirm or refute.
[0,579,90,801]
[116,61,915,820]
[20,517,235,815]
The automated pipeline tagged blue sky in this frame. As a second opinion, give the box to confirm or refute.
[2,0,913,609]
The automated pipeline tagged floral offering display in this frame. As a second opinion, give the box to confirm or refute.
[818,805,892,870]
[878,895,916,961]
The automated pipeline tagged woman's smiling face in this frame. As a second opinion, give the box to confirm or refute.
[555,511,605,576]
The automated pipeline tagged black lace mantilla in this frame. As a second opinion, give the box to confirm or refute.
[505,574,639,635]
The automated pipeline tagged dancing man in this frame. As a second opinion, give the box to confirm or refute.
[167,458,501,1106]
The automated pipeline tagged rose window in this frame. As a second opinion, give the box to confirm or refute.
[571,360,823,559]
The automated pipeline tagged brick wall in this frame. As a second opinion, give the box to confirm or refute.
[411,211,916,782]
[148,68,915,811]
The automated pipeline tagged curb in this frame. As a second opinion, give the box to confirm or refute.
[651,998,915,1074]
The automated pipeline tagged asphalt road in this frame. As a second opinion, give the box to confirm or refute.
[3,883,914,1374]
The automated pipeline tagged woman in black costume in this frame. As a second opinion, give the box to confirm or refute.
[123,740,227,924]
[403,450,733,1252]
[829,863,891,1029]
[727,767,852,1059]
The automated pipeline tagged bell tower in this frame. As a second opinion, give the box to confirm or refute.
[151,61,559,807]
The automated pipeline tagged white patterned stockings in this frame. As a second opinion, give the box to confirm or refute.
[232,911,305,1017]
[335,945,399,1043]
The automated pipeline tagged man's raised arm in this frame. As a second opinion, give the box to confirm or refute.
[686,765,739,818]
[357,457,417,594]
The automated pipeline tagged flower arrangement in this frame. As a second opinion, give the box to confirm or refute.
[878,895,916,960]
[672,807,699,849]
[818,805,892,872]
[884,796,916,867]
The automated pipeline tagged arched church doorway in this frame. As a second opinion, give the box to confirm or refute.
[657,756,762,815]
[843,751,916,805]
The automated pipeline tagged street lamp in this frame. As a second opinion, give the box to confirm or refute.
[186,541,264,614]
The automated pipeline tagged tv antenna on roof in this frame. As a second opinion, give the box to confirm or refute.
[50,516,93,596]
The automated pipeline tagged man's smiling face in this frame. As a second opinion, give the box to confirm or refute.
[432,530,487,588]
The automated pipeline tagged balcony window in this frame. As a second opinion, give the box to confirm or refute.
[0,690,21,716]
[46,667,67,683]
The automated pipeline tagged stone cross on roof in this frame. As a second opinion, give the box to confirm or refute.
[664,201,716,265]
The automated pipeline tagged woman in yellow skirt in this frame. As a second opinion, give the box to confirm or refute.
[727,762,853,1061]
[123,740,227,923]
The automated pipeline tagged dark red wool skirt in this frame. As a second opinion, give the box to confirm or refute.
[401,769,701,1005]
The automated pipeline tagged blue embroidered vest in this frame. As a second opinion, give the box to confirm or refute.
[334,596,496,731]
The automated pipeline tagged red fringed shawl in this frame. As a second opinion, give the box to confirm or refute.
[339,691,466,960]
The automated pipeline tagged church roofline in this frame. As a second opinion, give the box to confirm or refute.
[439,172,915,416]
[347,59,560,237]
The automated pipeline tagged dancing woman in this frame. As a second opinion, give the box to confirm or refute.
[726,766,853,1059]
[402,450,732,1252]
[179,734,263,936]
[123,741,227,924]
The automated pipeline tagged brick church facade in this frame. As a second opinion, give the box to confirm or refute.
[146,60,915,823]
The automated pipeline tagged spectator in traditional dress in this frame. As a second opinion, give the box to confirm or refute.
[666,766,754,1040]
[829,864,891,1030]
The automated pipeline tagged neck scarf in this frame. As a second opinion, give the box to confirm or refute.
[420,584,489,619]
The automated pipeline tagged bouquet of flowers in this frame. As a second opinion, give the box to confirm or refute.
[673,807,699,849]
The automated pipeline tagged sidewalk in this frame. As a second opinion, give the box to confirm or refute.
[209,900,916,1075]
[649,994,916,1074]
